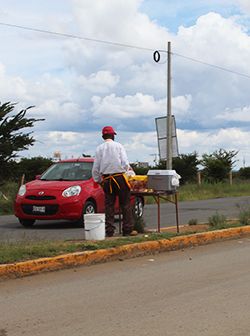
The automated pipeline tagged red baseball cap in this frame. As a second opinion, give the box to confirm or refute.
[102,126,117,135]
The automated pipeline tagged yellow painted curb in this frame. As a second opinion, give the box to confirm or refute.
[1,226,250,279]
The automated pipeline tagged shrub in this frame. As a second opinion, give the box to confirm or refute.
[239,211,250,225]
[208,212,227,227]
[133,216,146,233]
[238,167,250,180]
[188,218,198,226]
[0,181,18,215]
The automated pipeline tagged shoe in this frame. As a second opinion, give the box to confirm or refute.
[122,230,138,237]
[106,232,114,237]
[122,233,130,237]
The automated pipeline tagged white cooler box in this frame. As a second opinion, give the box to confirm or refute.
[147,170,181,191]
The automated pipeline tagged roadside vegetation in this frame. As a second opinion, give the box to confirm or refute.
[1,99,250,265]
[1,216,249,264]
[0,232,176,264]
[1,180,250,215]
[1,100,250,214]
[1,180,250,218]
[177,181,250,202]
[0,181,19,215]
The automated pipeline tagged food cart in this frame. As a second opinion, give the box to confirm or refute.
[129,170,181,233]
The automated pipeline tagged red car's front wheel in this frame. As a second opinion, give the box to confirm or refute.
[19,219,36,227]
[77,200,96,226]
[84,201,96,214]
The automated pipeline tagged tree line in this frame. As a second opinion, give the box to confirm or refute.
[1,101,250,185]
[132,150,250,184]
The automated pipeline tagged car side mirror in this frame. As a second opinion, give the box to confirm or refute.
[35,175,41,180]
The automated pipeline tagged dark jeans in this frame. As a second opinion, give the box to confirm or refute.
[103,174,133,236]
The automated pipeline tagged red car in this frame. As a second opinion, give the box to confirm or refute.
[14,158,144,227]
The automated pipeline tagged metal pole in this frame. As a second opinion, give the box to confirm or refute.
[166,41,172,170]
[175,192,179,233]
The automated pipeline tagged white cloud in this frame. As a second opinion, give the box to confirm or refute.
[0,63,28,101]
[91,93,191,125]
[23,131,97,160]
[72,0,170,49]
[21,126,250,170]
[176,12,250,68]
[76,71,120,94]
[91,93,165,120]
[172,95,192,117]
[33,100,84,131]
[216,105,250,122]
[178,127,250,154]
[237,0,250,15]
[177,127,250,169]
[1,1,250,170]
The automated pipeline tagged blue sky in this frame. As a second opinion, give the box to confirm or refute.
[141,0,242,32]
[0,0,250,168]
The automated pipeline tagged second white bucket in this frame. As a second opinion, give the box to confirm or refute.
[84,213,105,240]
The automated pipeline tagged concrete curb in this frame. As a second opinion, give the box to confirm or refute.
[1,226,250,280]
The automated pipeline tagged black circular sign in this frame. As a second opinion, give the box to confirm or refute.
[153,50,160,62]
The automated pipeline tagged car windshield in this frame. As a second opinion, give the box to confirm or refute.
[40,162,93,181]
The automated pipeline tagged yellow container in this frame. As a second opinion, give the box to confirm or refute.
[129,175,148,191]
[128,175,147,181]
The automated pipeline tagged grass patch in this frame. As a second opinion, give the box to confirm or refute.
[208,212,227,228]
[143,181,250,204]
[2,181,250,214]
[207,221,242,231]
[236,202,250,225]
[0,181,19,215]
[188,218,198,226]
[178,182,250,202]
[0,220,248,265]
[133,216,146,233]
[0,232,176,264]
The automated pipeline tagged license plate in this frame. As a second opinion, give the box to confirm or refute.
[33,206,46,213]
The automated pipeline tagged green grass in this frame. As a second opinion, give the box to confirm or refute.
[0,181,19,215]
[1,181,250,214]
[142,181,250,204]
[208,212,227,227]
[177,181,250,202]
[1,219,248,264]
[0,232,177,264]
[1,180,250,265]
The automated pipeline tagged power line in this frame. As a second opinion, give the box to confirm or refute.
[0,21,250,79]
[172,52,250,79]
[0,22,154,52]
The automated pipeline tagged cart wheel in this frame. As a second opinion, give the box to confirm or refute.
[134,197,144,218]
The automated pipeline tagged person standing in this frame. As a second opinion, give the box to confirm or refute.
[92,126,134,237]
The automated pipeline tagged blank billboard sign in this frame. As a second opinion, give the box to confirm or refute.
[155,116,179,160]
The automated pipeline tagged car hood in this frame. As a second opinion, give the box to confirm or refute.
[25,179,90,191]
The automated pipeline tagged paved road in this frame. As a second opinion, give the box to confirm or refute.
[1,238,250,335]
[1,196,250,242]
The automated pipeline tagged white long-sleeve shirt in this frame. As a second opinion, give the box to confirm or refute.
[92,139,130,183]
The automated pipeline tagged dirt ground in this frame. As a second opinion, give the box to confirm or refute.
[105,224,210,240]
[159,224,209,234]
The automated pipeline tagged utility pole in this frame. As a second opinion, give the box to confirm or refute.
[166,41,172,170]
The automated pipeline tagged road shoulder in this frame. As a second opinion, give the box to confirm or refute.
[1,225,250,280]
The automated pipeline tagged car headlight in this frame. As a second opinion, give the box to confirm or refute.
[18,185,26,196]
[62,185,81,197]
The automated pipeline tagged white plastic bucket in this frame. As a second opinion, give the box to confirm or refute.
[84,213,105,240]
